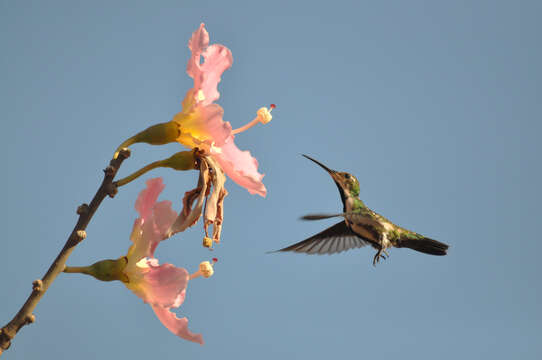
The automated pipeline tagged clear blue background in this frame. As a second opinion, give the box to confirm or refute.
[1,1,540,359]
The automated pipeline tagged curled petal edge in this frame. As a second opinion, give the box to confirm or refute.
[151,304,204,345]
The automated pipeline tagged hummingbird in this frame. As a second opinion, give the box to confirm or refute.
[271,155,449,265]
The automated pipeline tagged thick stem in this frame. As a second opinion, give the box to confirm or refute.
[0,148,131,356]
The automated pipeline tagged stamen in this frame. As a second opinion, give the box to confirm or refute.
[231,104,275,135]
[190,259,217,279]
[189,271,201,280]
[203,237,213,249]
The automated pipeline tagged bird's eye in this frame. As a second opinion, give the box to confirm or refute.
[344,173,350,179]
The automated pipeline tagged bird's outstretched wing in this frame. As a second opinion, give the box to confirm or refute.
[270,221,371,255]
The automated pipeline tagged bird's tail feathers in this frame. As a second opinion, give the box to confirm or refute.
[300,212,359,221]
[399,237,449,256]
[300,213,344,220]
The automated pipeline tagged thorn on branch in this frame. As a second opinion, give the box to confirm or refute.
[32,280,43,292]
[76,204,90,216]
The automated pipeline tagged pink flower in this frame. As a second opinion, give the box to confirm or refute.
[123,178,215,345]
[172,23,274,197]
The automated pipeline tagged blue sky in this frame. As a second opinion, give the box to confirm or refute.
[1,1,541,359]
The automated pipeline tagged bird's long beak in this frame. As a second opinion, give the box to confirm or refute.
[302,154,341,182]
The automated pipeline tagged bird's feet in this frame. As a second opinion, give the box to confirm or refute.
[372,248,390,266]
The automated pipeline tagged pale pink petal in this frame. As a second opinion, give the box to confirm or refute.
[153,201,177,234]
[141,220,162,257]
[186,23,233,106]
[128,260,189,308]
[151,305,204,345]
[197,44,233,106]
[135,178,165,220]
[187,23,209,69]
[131,198,176,260]
[199,104,232,145]
[151,200,178,255]
[128,219,155,261]
[214,135,267,197]
[127,178,179,261]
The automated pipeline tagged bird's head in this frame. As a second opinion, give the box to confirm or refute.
[302,154,360,199]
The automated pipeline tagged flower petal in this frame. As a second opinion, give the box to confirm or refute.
[151,305,204,345]
[152,200,178,239]
[128,179,179,259]
[187,23,209,58]
[135,178,165,220]
[187,23,233,106]
[197,44,233,106]
[127,219,154,261]
[125,259,189,308]
[213,135,267,197]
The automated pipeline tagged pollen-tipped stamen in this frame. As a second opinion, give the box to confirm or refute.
[202,237,213,249]
[231,104,275,135]
[189,259,217,280]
